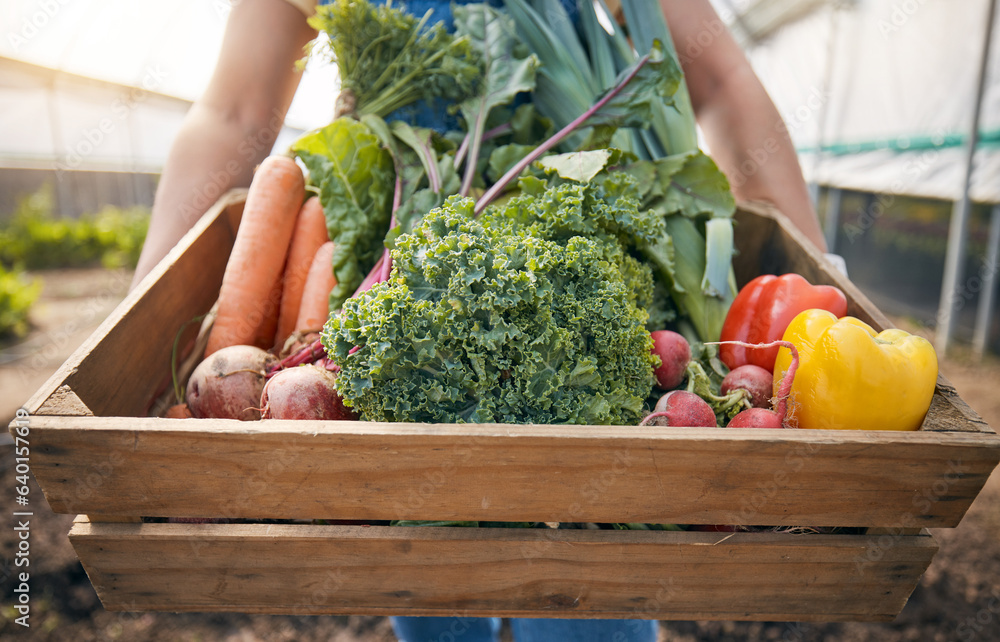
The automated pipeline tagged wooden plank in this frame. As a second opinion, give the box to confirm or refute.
[923,376,993,434]
[69,521,937,621]
[735,201,892,330]
[32,416,1000,528]
[24,189,246,418]
[85,515,142,523]
[35,385,93,416]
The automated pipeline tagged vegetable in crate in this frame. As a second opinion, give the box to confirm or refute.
[261,364,358,421]
[205,156,305,356]
[774,309,938,431]
[650,329,691,390]
[719,273,847,372]
[324,173,660,425]
[306,0,482,120]
[187,345,277,421]
[506,0,740,343]
[641,390,716,427]
[709,340,799,429]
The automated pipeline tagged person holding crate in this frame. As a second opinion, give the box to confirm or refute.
[131,1,827,640]
[131,0,827,289]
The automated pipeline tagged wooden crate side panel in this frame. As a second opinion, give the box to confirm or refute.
[734,202,891,330]
[70,522,937,621]
[26,190,245,419]
[35,385,93,416]
[32,417,1000,527]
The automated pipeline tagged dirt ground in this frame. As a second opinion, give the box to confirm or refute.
[2,268,999,642]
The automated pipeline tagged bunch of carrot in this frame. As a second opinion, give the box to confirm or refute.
[204,155,338,357]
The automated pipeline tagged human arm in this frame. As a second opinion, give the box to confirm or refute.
[130,0,316,290]
[657,0,828,251]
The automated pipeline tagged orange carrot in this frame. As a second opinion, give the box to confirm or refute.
[295,241,337,333]
[205,156,304,356]
[274,196,329,348]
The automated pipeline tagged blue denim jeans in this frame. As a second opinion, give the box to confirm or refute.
[390,616,658,641]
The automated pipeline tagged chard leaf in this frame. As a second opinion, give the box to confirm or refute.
[537,149,621,183]
[395,188,446,238]
[663,151,736,219]
[577,124,619,152]
[394,153,460,236]
[487,143,536,185]
[454,3,540,195]
[390,121,444,192]
[362,114,426,209]
[508,103,553,145]
[582,40,682,130]
[292,118,393,311]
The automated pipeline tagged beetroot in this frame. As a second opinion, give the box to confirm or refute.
[721,364,773,408]
[640,390,717,427]
[261,364,358,420]
[186,345,277,421]
[650,330,691,390]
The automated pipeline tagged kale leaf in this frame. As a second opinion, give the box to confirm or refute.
[323,174,658,425]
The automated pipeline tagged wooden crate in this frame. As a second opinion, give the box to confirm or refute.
[16,189,1000,622]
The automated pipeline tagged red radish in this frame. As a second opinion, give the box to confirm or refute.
[708,340,799,428]
[186,345,277,421]
[261,364,358,420]
[640,390,717,427]
[720,364,773,408]
[650,330,691,390]
[727,407,783,428]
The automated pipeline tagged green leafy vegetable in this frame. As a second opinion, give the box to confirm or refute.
[291,118,395,310]
[323,175,658,425]
[537,149,619,184]
[307,0,482,118]
[453,3,540,195]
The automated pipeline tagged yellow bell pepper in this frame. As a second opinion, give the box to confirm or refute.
[773,309,938,431]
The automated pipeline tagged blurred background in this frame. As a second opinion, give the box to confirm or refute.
[1,1,999,640]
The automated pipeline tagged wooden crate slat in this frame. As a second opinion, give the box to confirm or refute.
[32,416,1000,527]
[70,521,936,621]
[35,384,93,416]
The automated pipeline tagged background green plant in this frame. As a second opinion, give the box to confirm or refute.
[0,263,41,338]
[0,184,150,338]
[0,185,150,270]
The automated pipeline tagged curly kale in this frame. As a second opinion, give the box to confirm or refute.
[323,175,659,425]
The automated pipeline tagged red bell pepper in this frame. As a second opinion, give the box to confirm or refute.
[719,273,847,372]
